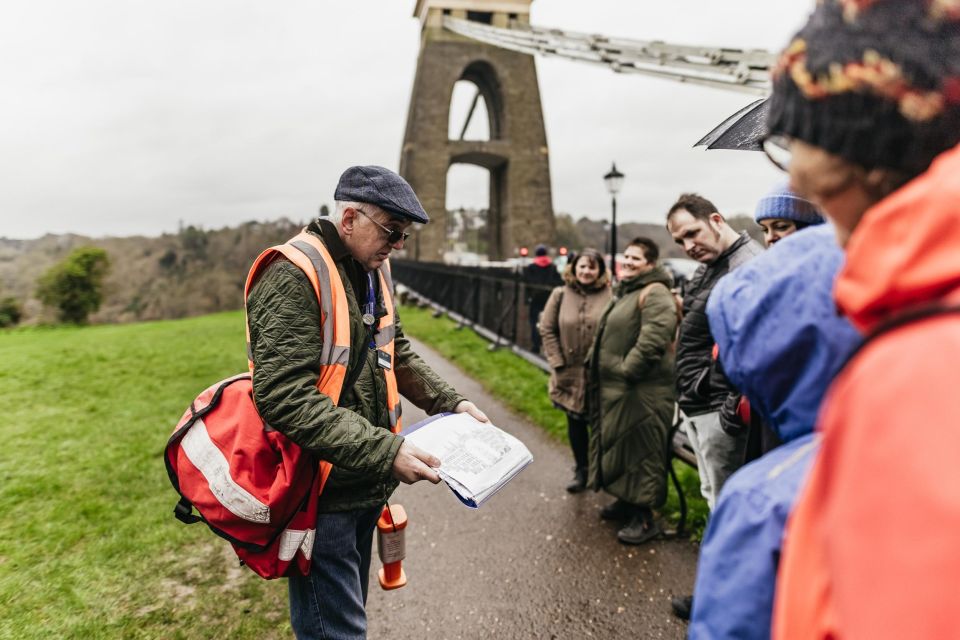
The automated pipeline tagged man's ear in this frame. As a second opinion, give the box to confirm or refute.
[341,207,357,236]
[708,212,726,229]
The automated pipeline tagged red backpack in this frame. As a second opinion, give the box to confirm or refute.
[164,373,330,579]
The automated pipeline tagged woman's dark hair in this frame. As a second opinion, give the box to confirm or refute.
[627,237,660,263]
[564,248,609,286]
[572,248,606,276]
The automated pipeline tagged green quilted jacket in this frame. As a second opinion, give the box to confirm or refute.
[246,220,465,513]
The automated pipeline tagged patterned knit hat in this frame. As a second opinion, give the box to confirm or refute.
[767,0,960,177]
[754,181,825,224]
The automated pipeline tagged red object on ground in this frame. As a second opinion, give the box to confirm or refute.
[377,504,408,590]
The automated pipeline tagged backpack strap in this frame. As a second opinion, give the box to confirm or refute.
[638,281,684,341]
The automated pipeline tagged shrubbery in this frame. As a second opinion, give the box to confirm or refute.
[36,247,110,324]
[0,297,22,327]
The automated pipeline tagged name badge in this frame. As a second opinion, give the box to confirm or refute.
[377,350,392,370]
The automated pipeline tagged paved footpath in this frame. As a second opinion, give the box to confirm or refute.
[366,338,699,640]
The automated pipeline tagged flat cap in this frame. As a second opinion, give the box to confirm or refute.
[334,165,429,224]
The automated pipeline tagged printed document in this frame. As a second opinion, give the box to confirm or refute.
[403,413,533,508]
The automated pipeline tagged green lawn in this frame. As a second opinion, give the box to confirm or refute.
[0,312,290,639]
[0,306,706,638]
[397,304,709,537]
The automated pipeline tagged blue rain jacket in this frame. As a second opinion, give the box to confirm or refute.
[689,225,861,639]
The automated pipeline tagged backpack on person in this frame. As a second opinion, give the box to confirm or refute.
[164,373,329,579]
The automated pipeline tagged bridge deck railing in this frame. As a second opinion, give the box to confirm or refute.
[390,259,553,353]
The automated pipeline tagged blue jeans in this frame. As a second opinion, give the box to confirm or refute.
[288,505,383,640]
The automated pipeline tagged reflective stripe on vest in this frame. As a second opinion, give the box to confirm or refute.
[376,264,402,433]
[244,227,403,434]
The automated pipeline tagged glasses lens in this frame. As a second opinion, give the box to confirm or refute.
[387,230,404,244]
[763,135,792,171]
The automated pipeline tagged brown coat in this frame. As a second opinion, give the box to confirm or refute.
[539,283,612,414]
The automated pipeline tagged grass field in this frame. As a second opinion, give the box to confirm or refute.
[0,306,705,638]
[0,312,291,639]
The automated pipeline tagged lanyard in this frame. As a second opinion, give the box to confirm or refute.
[364,272,377,349]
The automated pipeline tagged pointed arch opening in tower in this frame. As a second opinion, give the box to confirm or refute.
[448,80,491,142]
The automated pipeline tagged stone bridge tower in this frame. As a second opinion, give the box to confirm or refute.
[401,0,555,261]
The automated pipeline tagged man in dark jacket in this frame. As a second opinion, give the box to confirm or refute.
[246,165,487,639]
[665,193,763,619]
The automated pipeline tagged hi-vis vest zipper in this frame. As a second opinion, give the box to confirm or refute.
[164,229,402,580]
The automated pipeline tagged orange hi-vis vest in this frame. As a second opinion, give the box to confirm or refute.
[165,229,402,579]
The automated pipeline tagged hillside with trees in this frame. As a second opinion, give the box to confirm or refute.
[0,219,304,325]
[0,213,761,326]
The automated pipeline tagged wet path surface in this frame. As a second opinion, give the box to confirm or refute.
[367,339,698,639]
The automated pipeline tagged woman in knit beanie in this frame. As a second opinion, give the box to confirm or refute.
[762,1,960,638]
[753,181,825,246]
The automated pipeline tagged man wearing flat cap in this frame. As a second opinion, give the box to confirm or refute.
[246,165,487,639]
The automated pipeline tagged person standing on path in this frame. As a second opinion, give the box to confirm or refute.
[246,165,488,639]
[586,237,678,545]
[539,248,612,493]
[524,244,563,354]
[665,193,763,619]
[717,182,826,460]
[760,2,960,637]
[689,225,861,639]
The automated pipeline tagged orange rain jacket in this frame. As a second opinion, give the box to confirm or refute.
[773,145,960,638]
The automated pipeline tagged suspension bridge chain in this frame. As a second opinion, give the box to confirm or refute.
[443,17,775,96]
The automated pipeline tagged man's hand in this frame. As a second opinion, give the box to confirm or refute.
[392,440,442,485]
[454,400,489,423]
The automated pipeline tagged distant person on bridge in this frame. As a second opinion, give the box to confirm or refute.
[665,193,762,619]
[245,165,488,640]
[524,244,563,354]
[538,248,611,493]
[759,1,960,637]
[585,237,679,545]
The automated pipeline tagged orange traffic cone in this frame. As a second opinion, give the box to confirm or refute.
[377,504,407,590]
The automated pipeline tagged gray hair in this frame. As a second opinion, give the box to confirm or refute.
[328,200,358,226]
[330,200,391,227]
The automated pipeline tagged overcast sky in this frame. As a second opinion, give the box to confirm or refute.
[0,0,814,240]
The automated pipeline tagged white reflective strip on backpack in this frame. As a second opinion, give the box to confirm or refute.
[278,528,316,561]
[181,417,271,524]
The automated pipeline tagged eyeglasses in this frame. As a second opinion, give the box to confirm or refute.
[354,208,411,245]
[763,134,792,172]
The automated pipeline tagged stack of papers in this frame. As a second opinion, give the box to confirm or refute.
[403,413,533,509]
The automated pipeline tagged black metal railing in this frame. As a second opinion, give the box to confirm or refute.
[391,259,556,353]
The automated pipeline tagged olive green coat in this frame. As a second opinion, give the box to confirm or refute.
[246,220,465,513]
[586,266,678,507]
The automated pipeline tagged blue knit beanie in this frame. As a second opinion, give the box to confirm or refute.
[754,181,825,225]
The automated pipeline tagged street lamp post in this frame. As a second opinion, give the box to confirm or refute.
[603,163,625,280]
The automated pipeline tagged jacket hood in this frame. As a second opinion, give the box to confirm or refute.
[707,225,862,442]
[837,144,960,332]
